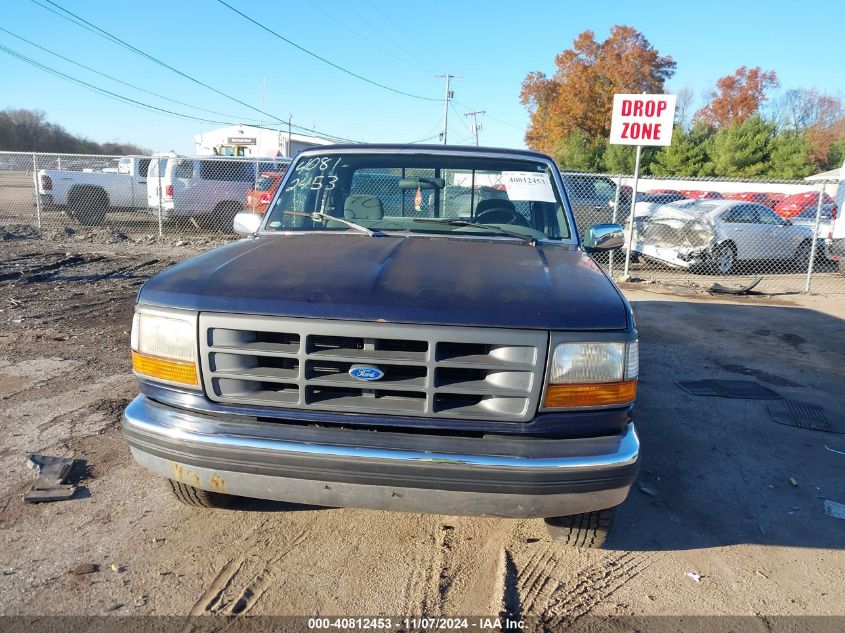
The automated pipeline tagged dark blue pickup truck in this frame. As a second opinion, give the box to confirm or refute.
[123,145,638,548]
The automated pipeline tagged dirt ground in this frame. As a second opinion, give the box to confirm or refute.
[0,229,843,626]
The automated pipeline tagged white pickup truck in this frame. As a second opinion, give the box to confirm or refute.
[37,156,152,225]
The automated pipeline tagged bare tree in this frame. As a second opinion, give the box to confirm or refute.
[674,85,694,129]
[776,88,843,130]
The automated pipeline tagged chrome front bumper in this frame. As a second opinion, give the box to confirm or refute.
[123,395,639,518]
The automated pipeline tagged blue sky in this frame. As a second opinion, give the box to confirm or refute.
[1,0,843,153]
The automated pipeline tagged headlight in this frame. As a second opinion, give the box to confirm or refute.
[130,308,199,388]
[543,340,638,408]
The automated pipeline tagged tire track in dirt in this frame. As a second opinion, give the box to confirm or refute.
[419,523,459,616]
[452,523,513,616]
[188,521,312,616]
[189,558,244,615]
[399,515,438,615]
[222,528,310,616]
[539,552,651,626]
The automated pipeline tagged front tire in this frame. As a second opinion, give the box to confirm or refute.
[167,479,235,508]
[544,507,615,548]
[68,189,108,226]
[213,202,243,233]
[712,242,737,274]
[793,240,813,269]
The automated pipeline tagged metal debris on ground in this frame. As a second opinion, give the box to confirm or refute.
[823,500,845,521]
[638,482,658,496]
[23,454,80,503]
[70,563,98,576]
[768,400,841,434]
[709,277,763,295]
[676,379,781,400]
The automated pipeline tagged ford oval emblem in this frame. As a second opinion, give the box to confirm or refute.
[349,365,384,381]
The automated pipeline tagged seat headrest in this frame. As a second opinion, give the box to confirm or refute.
[344,194,384,221]
[476,198,515,215]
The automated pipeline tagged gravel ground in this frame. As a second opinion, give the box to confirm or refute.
[0,231,843,627]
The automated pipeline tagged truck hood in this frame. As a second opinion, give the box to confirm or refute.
[139,234,630,330]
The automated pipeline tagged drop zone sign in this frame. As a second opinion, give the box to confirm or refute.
[609,94,676,146]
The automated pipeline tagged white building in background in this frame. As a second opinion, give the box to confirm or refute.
[193,125,335,158]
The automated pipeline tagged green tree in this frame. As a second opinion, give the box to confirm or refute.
[709,114,775,177]
[602,144,635,173]
[828,138,845,170]
[768,130,814,179]
[552,130,604,171]
[649,123,714,176]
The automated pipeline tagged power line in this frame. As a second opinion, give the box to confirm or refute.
[404,116,445,145]
[28,0,356,142]
[450,102,473,132]
[454,99,523,131]
[305,0,436,76]
[361,0,451,70]
[0,44,232,126]
[0,26,265,124]
[32,0,283,124]
[214,0,440,102]
[339,0,440,75]
[405,134,441,145]
[0,43,357,143]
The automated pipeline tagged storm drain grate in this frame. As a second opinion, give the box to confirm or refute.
[768,400,840,433]
[676,380,781,400]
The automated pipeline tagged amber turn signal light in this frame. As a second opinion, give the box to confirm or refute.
[543,379,637,408]
[131,351,198,386]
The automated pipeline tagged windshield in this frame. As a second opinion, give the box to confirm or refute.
[263,153,571,241]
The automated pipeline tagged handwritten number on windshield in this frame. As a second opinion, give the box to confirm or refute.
[287,156,341,192]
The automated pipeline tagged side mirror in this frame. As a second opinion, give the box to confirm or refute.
[233,212,262,235]
[584,223,625,251]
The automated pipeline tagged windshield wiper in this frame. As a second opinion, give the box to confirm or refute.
[411,218,538,246]
[283,211,385,237]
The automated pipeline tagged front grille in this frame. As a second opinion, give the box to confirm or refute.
[199,314,548,422]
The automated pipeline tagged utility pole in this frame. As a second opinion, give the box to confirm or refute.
[436,73,461,144]
[287,114,292,157]
[464,110,485,145]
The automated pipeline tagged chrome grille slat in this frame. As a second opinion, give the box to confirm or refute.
[302,351,429,364]
[200,315,548,423]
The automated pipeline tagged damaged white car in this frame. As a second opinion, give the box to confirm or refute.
[627,200,816,274]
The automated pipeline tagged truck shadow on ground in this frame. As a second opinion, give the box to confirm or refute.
[606,298,845,551]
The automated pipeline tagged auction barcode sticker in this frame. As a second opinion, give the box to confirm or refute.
[502,171,556,202]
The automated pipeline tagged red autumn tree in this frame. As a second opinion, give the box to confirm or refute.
[520,26,676,155]
[778,88,845,166]
[695,66,778,128]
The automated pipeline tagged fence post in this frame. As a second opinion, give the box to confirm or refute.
[32,153,42,230]
[157,165,163,239]
[608,174,622,277]
[623,145,643,278]
[803,183,826,293]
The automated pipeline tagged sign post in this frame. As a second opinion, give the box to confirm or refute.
[608,93,676,278]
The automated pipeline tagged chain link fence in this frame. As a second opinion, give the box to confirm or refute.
[563,171,843,294]
[0,151,289,241]
[1,150,842,293]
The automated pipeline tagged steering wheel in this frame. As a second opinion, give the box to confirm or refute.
[475,207,530,227]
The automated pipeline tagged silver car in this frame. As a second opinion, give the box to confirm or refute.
[789,204,837,262]
[629,200,815,274]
